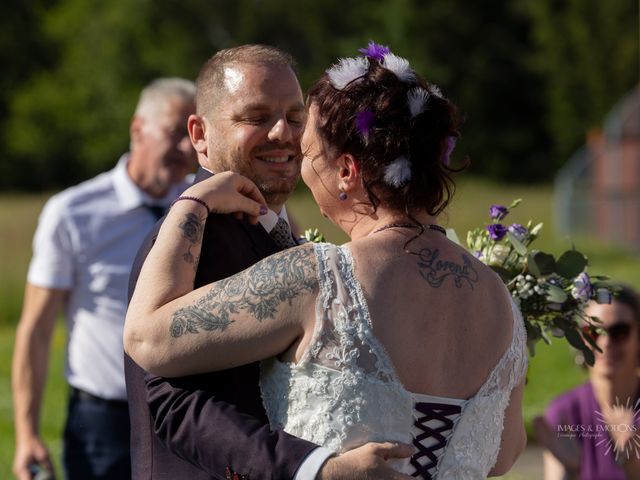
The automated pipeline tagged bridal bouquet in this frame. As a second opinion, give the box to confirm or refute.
[466,199,615,366]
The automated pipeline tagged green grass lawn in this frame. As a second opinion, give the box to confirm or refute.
[0,321,67,479]
[1,178,638,479]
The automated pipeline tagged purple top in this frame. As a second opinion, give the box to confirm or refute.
[545,382,639,480]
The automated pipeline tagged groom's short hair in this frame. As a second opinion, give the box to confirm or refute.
[196,44,296,117]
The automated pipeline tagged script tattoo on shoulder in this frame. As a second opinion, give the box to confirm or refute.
[170,245,319,338]
[417,248,479,290]
[178,212,205,269]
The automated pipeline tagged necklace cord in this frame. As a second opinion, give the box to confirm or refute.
[371,222,446,236]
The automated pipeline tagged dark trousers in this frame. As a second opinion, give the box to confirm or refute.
[63,388,131,480]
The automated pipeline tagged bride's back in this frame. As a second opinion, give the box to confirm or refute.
[348,230,514,400]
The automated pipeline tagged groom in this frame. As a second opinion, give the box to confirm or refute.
[125,45,413,479]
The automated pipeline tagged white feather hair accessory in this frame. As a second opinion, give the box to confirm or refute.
[407,88,430,118]
[382,53,415,82]
[326,57,369,90]
[383,156,412,187]
[431,84,444,98]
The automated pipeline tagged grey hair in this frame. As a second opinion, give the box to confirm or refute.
[134,78,196,119]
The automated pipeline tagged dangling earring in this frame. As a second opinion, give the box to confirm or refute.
[338,190,348,201]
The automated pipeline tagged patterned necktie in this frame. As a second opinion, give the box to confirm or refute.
[270,217,297,249]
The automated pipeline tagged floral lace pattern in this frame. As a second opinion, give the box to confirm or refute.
[260,243,527,479]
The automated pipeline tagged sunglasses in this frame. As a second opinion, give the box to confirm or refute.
[582,323,633,344]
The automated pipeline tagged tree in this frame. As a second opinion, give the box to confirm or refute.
[524,0,639,168]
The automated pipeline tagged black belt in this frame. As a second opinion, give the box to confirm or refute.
[70,387,128,408]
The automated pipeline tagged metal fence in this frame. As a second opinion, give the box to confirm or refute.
[554,86,640,252]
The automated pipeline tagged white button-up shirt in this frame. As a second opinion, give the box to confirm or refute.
[27,154,190,400]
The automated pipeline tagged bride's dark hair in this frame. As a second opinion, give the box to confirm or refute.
[307,55,464,217]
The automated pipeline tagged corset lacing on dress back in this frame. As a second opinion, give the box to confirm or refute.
[260,243,527,479]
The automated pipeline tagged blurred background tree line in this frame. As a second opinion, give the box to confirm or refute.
[0,0,637,191]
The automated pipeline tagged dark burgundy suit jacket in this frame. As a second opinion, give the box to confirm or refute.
[125,168,318,480]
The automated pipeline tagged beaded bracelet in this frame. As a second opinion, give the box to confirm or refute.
[170,196,211,216]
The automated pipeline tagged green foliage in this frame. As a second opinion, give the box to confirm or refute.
[404,0,552,180]
[0,0,637,189]
[523,0,639,166]
[464,199,617,365]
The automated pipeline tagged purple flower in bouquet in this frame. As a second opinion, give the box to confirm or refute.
[489,204,509,221]
[487,224,508,241]
[508,223,528,242]
[571,272,594,302]
[358,41,391,61]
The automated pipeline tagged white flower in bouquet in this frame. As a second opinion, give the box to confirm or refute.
[485,244,510,266]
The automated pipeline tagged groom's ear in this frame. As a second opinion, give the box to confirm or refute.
[336,154,361,193]
[188,114,208,155]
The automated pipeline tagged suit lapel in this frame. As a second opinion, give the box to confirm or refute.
[238,220,281,259]
[193,167,213,184]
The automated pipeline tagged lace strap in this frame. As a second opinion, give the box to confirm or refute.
[510,298,528,385]
[474,294,528,399]
[297,242,337,364]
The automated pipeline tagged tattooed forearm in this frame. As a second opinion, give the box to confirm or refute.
[178,212,205,266]
[417,248,479,290]
[170,246,319,338]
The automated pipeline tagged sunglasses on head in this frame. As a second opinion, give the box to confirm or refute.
[582,323,632,343]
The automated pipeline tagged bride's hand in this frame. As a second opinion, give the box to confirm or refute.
[183,172,268,224]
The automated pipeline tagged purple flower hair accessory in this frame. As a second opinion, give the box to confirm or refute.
[355,110,376,137]
[358,41,391,61]
[487,224,508,241]
[441,135,457,166]
[489,204,509,221]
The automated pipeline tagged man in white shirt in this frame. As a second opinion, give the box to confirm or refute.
[11,78,197,480]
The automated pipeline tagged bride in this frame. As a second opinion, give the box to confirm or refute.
[125,46,527,479]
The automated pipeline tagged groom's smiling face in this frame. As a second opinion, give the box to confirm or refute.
[205,62,306,210]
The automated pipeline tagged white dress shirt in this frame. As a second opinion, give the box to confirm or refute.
[28,154,190,400]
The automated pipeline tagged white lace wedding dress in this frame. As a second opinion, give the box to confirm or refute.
[260,243,527,479]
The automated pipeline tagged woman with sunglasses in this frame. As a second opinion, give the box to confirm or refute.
[536,285,640,479]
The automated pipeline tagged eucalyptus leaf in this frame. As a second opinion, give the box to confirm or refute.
[528,251,556,277]
[581,346,595,367]
[580,328,602,353]
[546,284,568,303]
[490,266,512,283]
[556,250,588,278]
[564,326,585,351]
[507,231,527,255]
